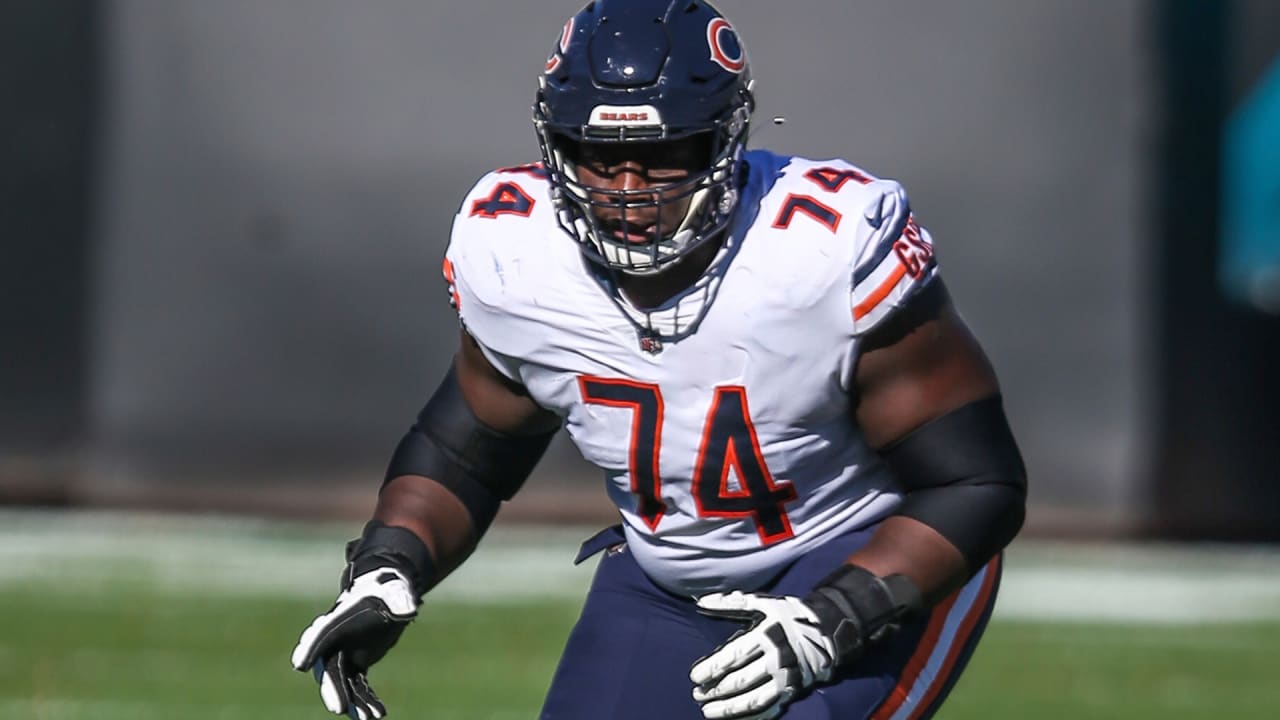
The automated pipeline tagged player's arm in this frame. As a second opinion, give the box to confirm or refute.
[290,328,559,719]
[691,283,1025,720]
[789,280,1025,670]
[845,279,1024,595]
[371,328,561,582]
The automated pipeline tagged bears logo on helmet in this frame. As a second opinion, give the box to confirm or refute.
[707,18,746,74]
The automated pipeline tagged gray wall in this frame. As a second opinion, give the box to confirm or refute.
[87,1,1152,529]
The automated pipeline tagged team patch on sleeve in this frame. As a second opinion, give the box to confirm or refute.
[849,184,938,336]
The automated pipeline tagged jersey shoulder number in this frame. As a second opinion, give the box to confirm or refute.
[444,162,554,310]
[764,157,938,337]
[464,163,548,219]
[441,163,558,378]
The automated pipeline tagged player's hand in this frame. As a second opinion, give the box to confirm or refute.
[690,566,923,720]
[290,567,419,720]
[690,591,835,720]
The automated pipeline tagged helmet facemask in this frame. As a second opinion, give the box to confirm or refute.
[536,96,752,276]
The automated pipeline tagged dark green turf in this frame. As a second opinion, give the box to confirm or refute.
[1,585,1276,719]
[943,620,1280,720]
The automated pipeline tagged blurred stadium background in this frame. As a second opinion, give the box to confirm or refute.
[3,1,1278,718]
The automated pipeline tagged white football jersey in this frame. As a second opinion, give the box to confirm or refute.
[443,150,938,596]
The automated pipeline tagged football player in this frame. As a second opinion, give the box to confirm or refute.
[290,1,1026,718]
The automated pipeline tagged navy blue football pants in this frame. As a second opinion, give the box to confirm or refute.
[539,525,1000,720]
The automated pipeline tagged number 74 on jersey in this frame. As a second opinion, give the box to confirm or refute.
[579,377,798,545]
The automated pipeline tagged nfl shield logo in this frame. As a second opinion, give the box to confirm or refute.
[639,333,663,354]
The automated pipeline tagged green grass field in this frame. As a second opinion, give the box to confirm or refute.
[2,511,1278,719]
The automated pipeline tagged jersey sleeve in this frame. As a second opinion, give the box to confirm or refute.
[440,168,549,383]
[848,179,939,336]
[440,253,523,382]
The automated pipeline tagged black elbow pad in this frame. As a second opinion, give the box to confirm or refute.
[895,484,1025,572]
[385,365,557,529]
[881,394,1027,571]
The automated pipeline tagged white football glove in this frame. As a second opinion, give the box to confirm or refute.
[290,567,419,720]
[690,566,924,720]
[690,592,836,720]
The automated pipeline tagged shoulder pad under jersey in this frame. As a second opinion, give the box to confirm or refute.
[754,156,939,337]
[442,163,559,379]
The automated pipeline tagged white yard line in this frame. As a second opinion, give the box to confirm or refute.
[2,510,1279,622]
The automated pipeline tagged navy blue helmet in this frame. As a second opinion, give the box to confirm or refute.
[534,0,755,274]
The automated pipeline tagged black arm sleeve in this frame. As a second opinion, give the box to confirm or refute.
[880,394,1027,572]
[384,365,558,531]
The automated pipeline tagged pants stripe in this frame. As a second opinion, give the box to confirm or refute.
[871,555,1002,720]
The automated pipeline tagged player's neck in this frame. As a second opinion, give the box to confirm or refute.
[615,235,724,310]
